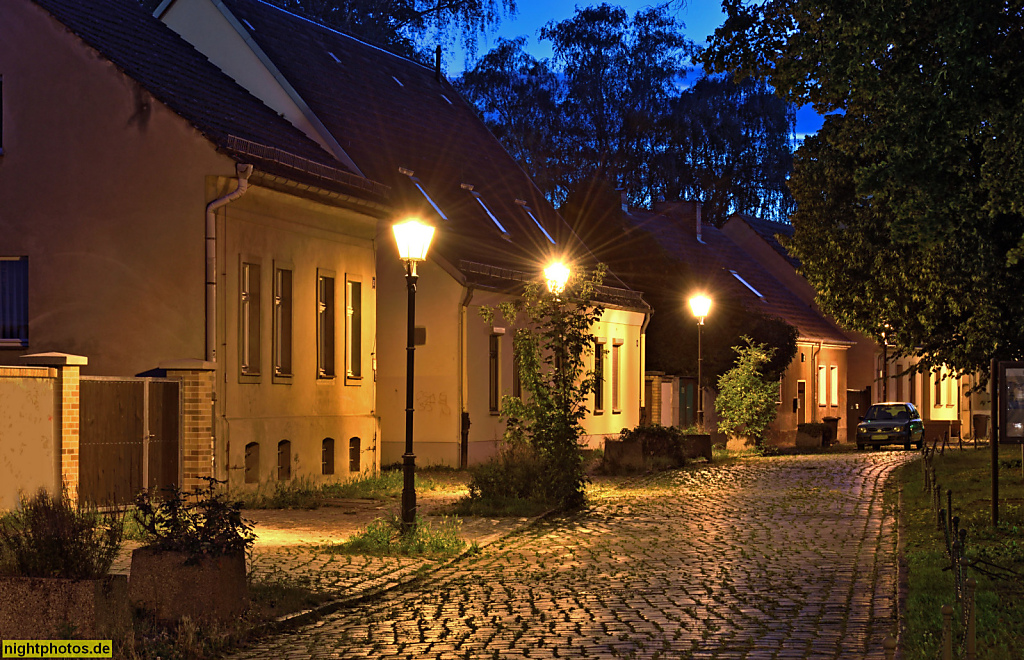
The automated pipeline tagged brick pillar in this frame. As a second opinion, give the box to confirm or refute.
[22,353,88,502]
[162,360,216,492]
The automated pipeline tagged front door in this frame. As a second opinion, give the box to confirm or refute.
[797,381,806,425]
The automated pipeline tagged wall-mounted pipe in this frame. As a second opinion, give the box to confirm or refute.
[205,163,253,362]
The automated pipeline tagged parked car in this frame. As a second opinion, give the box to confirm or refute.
[856,402,925,450]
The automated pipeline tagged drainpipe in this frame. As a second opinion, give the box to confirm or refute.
[205,163,253,362]
[640,311,651,423]
[458,285,475,468]
[810,341,823,423]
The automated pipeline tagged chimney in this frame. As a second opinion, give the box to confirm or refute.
[435,45,442,82]
[696,202,704,243]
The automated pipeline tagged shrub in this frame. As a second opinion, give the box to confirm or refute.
[467,440,548,503]
[134,478,255,561]
[0,488,124,579]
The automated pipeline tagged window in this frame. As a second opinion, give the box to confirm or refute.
[244,442,260,483]
[349,437,361,473]
[934,369,942,406]
[611,340,623,413]
[240,261,260,376]
[818,365,827,406]
[0,76,4,155]
[830,366,838,406]
[0,257,28,347]
[273,265,292,377]
[489,334,500,413]
[277,440,291,480]
[317,271,335,378]
[322,438,335,475]
[346,279,362,379]
[594,341,605,413]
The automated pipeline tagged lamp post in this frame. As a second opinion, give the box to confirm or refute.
[392,218,435,533]
[688,294,712,430]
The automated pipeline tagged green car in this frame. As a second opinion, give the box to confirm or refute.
[856,402,925,450]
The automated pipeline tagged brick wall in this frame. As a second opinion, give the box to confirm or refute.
[163,361,216,491]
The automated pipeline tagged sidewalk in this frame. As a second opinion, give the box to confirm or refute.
[110,489,539,607]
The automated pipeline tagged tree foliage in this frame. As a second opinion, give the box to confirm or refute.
[456,4,795,219]
[715,337,779,447]
[703,0,1024,374]
[480,266,607,509]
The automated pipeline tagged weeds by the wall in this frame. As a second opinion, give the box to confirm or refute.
[323,514,466,558]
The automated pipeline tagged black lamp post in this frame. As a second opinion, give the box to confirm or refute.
[392,218,435,533]
[689,294,712,431]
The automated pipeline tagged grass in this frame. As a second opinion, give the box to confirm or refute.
[322,514,468,558]
[233,468,459,509]
[893,444,1024,660]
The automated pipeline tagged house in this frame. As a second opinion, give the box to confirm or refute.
[722,213,976,442]
[624,203,855,446]
[0,0,388,491]
[154,0,652,466]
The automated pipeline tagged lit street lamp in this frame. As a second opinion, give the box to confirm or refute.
[544,261,570,295]
[688,294,712,430]
[392,218,435,533]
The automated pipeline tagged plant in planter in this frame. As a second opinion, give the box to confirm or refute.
[130,478,255,623]
[0,488,129,640]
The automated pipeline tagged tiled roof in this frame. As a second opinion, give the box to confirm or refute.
[215,0,599,276]
[31,0,386,201]
[626,207,850,345]
[731,213,800,269]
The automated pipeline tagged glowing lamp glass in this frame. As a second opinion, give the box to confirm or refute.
[689,294,712,319]
[392,219,435,262]
[544,262,571,294]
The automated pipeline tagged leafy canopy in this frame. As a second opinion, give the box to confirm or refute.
[703,0,1024,375]
[480,265,607,509]
[715,337,779,446]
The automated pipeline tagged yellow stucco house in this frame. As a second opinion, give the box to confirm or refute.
[1,0,387,489]
[152,0,651,467]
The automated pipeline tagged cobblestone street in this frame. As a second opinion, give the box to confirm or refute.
[226,451,916,660]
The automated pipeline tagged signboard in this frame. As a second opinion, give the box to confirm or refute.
[998,361,1024,444]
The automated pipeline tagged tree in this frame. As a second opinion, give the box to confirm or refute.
[480,266,607,509]
[715,337,779,449]
[702,0,1024,375]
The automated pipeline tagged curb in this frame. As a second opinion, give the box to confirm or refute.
[895,475,910,660]
[249,507,561,638]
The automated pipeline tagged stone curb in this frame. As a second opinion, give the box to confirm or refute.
[248,507,561,638]
[895,480,909,660]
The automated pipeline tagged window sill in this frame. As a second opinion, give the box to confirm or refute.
[272,373,293,385]
[317,374,337,383]
[345,375,363,386]
[593,410,605,416]
[239,372,261,385]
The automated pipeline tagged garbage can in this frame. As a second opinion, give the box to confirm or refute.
[822,416,841,447]
[972,414,990,440]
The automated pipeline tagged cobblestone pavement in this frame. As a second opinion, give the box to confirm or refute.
[224,450,916,660]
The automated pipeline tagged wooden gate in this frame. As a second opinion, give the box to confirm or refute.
[79,377,180,506]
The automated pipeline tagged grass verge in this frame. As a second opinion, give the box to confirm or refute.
[234,468,458,509]
[321,513,468,558]
[894,445,1024,659]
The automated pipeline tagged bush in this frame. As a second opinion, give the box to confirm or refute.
[135,478,255,561]
[0,488,124,579]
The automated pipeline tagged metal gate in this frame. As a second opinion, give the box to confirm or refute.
[79,377,181,506]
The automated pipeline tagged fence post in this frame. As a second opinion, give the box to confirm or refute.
[942,604,954,660]
[883,635,897,660]
[965,579,977,660]
[23,353,88,503]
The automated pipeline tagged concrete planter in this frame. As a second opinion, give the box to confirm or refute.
[604,433,713,473]
[0,574,130,639]
[128,548,248,623]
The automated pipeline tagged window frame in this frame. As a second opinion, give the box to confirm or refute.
[317,269,336,380]
[829,365,839,407]
[611,339,623,414]
[0,256,29,348]
[345,276,363,384]
[817,364,827,407]
[272,261,293,382]
[239,257,262,382]
[488,333,501,414]
[594,340,606,414]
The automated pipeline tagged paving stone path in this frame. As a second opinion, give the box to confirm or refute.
[226,451,916,660]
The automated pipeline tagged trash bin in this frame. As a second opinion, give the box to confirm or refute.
[822,416,841,447]
[972,414,989,440]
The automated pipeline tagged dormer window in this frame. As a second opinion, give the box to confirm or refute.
[328,51,341,64]
[515,199,556,244]
[392,76,404,87]
[730,270,764,299]
[399,167,448,221]
[463,184,509,238]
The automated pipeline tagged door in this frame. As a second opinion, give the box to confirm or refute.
[797,381,806,425]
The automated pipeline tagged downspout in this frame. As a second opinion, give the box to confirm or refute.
[205,163,253,362]
[810,341,823,423]
[458,285,475,468]
[640,311,652,423]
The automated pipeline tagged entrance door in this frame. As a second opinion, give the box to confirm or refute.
[847,388,871,443]
[797,381,806,425]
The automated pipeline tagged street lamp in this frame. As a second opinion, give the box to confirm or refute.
[392,218,435,533]
[544,261,570,295]
[688,294,712,430]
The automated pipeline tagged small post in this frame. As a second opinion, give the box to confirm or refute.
[947,489,953,535]
[882,635,897,660]
[941,604,954,660]
[992,357,999,528]
[966,579,977,660]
